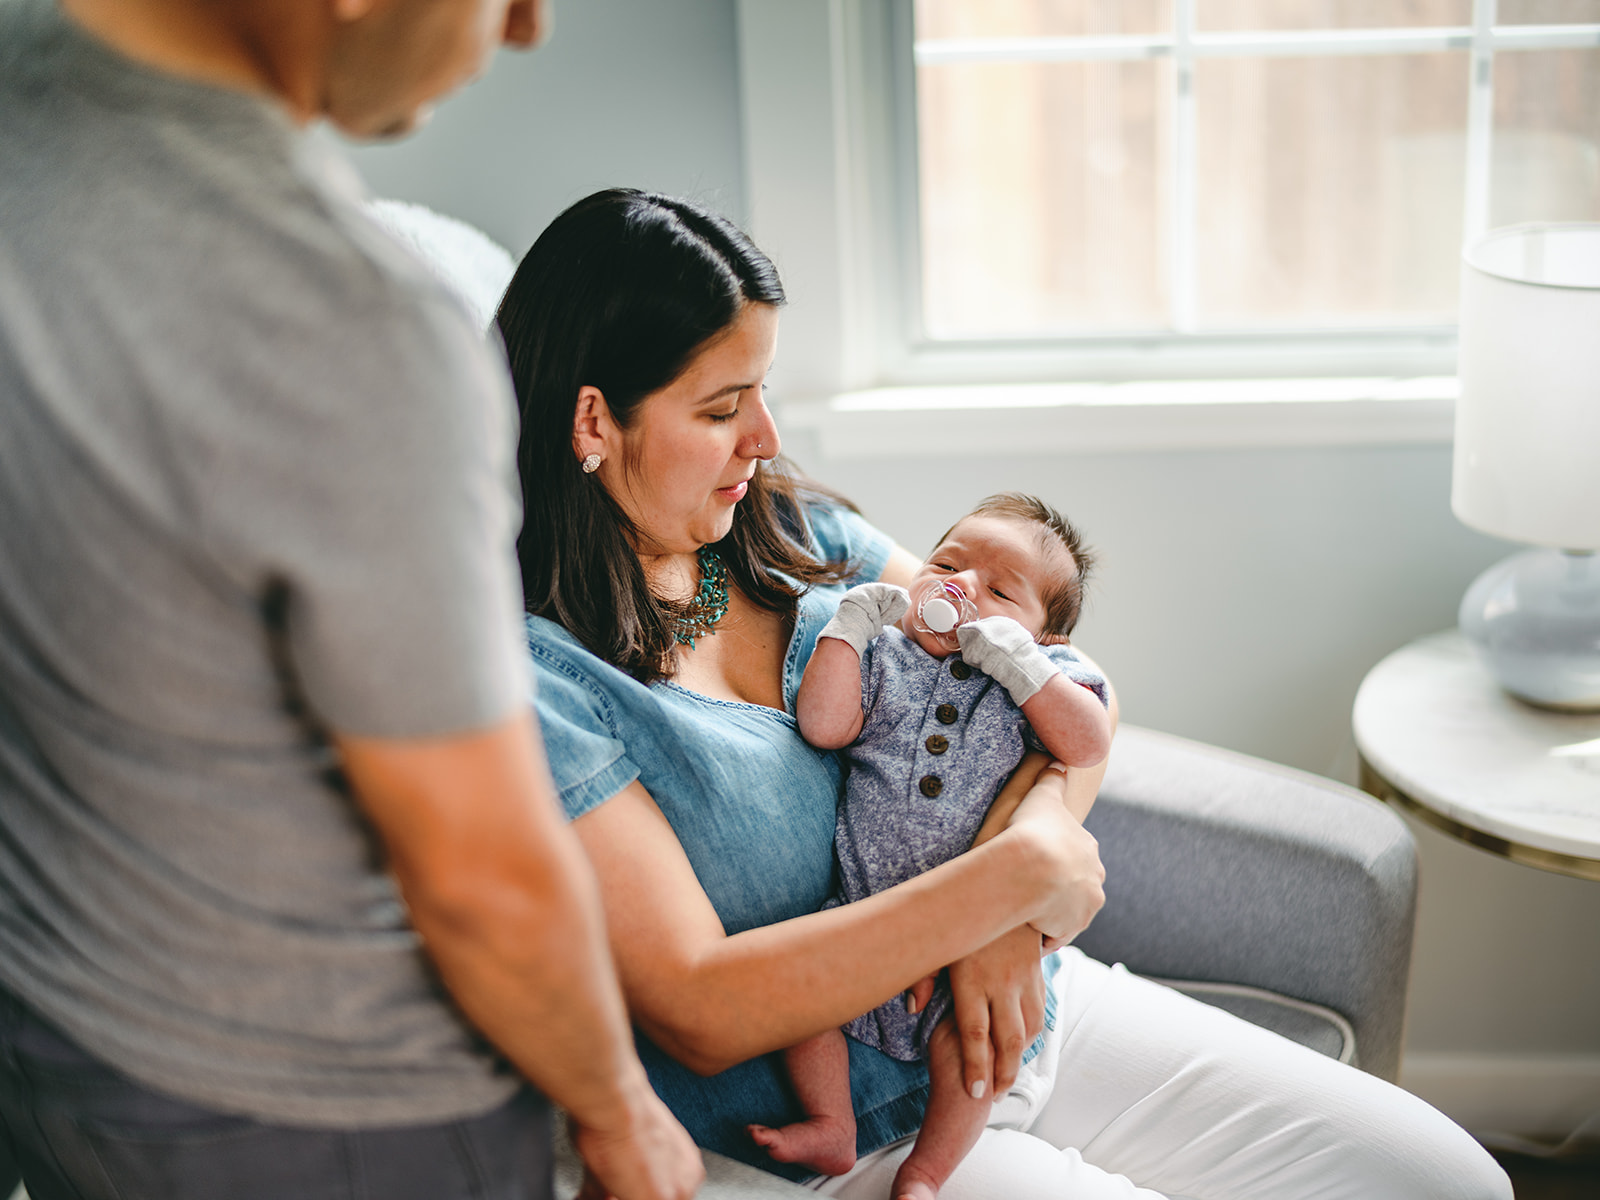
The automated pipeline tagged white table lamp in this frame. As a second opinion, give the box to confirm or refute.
[1453,222,1600,711]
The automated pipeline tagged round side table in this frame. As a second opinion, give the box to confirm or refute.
[1353,630,1600,881]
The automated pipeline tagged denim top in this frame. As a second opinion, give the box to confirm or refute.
[526,502,953,1177]
[529,502,1077,1178]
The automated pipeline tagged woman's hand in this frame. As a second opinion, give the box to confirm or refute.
[945,923,1049,1099]
[1005,768,1107,943]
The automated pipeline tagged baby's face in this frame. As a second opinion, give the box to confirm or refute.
[900,514,1073,658]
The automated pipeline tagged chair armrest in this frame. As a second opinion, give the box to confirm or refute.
[1074,725,1418,1081]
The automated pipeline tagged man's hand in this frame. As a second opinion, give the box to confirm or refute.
[817,582,910,656]
[570,1090,704,1200]
[956,616,1058,704]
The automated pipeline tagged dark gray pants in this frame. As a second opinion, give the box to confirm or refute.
[0,990,552,1200]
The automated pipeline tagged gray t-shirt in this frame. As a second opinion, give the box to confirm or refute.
[0,1,529,1126]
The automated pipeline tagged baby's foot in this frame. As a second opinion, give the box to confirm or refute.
[748,1117,858,1176]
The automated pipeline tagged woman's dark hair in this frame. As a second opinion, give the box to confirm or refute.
[497,188,856,683]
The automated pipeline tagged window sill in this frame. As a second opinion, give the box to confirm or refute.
[778,378,1459,459]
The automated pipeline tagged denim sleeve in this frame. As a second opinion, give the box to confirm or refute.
[802,499,895,585]
[524,630,642,822]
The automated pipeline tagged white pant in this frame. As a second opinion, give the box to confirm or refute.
[813,951,1511,1200]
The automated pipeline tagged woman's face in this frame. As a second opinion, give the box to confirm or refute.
[600,303,781,557]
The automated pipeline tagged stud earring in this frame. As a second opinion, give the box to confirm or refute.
[581,453,602,474]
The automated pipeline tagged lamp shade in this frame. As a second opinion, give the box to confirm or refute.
[1452,223,1600,551]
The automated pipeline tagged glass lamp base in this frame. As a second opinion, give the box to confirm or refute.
[1459,548,1600,712]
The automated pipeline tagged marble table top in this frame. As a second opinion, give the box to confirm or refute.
[1353,630,1600,878]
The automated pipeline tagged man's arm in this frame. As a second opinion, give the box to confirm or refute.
[336,712,702,1200]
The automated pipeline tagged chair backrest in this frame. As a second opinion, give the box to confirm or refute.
[365,199,516,334]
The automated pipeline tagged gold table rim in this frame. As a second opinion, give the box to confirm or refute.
[1358,756,1600,883]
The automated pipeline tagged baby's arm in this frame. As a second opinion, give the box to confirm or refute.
[797,582,910,749]
[957,617,1111,769]
[1018,673,1112,769]
[797,637,869,749]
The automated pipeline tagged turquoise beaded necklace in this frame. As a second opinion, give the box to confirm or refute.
[671,545,730,647]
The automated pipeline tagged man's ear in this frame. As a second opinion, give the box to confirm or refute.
[503,0,552,48]
[572,385,613,465]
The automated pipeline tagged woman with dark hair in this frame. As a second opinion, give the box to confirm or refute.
[498,189,1511,1200]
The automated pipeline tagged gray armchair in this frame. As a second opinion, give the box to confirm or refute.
[554,723,1419,1199]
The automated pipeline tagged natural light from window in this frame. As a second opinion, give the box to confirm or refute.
[912,0,1600,342]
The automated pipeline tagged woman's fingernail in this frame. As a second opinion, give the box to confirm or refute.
[905,994,918,1014]
[970,1080,986,1099]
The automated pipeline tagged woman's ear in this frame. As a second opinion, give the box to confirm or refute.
[572,385,613,469]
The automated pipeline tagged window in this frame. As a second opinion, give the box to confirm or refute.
[911,0,1600,346]
[735,0,1598,447]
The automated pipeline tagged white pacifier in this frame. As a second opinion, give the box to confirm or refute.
[914,581,978,641]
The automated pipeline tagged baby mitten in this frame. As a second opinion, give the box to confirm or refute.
[957,615,1058,703]
[818,582,911,655]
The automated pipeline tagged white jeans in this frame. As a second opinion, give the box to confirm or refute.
[813,950,1511,1200]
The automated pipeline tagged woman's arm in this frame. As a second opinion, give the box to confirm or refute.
[567,771,1104,1077]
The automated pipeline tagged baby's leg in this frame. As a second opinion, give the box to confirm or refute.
[891,1017,991,1200]
[748,1028,858,1176]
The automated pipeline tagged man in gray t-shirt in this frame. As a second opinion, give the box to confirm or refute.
[0,3,699,1200]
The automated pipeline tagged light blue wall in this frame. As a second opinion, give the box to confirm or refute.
[341,0,1600,1077]
[340,0,746,258]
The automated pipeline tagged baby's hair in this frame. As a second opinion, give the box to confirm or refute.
[933,493,1095,637]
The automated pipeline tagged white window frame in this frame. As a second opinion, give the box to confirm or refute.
[736,0,1600,454]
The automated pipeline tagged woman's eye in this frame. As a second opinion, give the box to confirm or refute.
[708,409,738,424]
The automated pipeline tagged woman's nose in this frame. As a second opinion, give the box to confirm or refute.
[739,392,781,460]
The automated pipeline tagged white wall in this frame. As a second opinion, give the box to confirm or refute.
[342,0,1600,1142]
